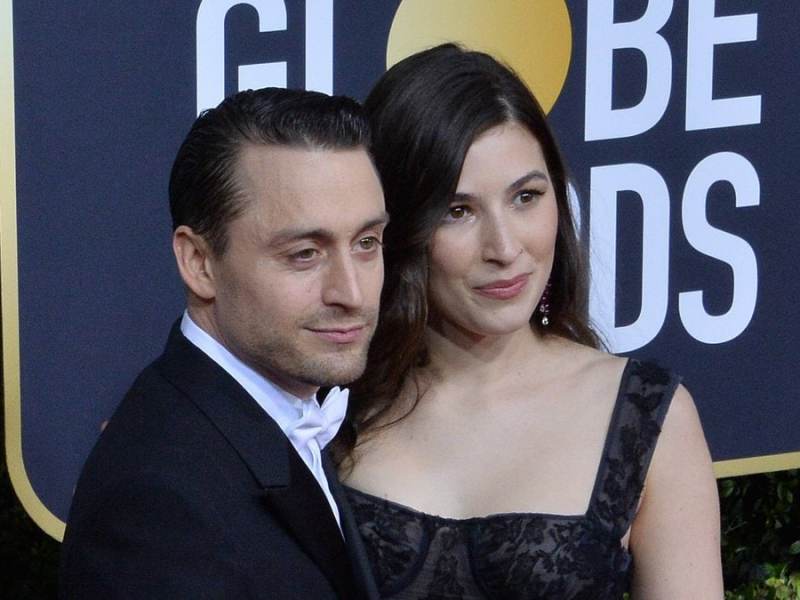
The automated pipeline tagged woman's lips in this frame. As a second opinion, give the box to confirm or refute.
[474,274,530,300]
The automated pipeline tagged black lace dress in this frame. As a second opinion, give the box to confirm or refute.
[343,359,678,599]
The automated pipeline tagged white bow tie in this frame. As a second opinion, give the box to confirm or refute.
[287,386,349,454]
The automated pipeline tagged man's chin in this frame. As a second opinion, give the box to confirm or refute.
[251,338,371,392]
[303,350,369,388]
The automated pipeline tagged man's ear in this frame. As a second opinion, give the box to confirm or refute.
[173,225,217,300]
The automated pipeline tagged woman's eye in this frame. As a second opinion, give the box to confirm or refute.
[444,205,471,221]
[514,189,543,205]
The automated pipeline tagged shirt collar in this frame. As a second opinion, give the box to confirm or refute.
[180,311,309,432]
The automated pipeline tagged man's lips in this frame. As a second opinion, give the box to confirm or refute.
[473,274,531,300]
[307,325,367,344]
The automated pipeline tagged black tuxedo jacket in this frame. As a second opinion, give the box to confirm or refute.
[59,323,379,599]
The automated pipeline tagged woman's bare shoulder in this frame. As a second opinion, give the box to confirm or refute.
[543,335,628,389]
[629,383,722,596]
[653,383,709,470]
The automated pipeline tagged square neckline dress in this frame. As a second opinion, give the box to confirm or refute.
[343,359,679,599]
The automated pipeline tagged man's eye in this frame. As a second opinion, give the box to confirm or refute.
[357,236,382,251]
[291,248,319,262]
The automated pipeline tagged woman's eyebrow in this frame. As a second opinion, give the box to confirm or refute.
[507,169,549,193]
[453,169,549,202]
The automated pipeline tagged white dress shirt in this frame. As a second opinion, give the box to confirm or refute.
[180,311,343,530]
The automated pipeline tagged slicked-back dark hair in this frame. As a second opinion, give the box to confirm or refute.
[334,43,600,466]
[169,87,370,254]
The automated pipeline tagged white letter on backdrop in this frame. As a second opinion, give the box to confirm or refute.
[196,0,288,114]
[686,0,760,131]
[305,0,333,94]
[589,163,671,352]
[679,152,759,343]
[585,0,674,140]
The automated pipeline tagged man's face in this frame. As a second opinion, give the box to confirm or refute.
[205,143,386,398]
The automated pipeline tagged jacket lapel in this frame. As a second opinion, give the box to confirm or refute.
[154,322,358,598]
[324,454,381,600]
[263,450,356,599]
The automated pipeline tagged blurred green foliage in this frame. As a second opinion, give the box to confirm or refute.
[721,469,800,598]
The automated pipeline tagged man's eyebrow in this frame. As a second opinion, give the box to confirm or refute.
[268,212,390,247]
[453,170,550,202]
[268,228,335,247]
[360,212,391,231]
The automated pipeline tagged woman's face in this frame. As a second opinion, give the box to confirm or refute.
[427,121,558,340]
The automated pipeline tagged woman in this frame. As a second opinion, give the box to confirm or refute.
[335,44,723,598]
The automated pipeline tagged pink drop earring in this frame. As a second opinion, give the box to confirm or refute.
[538,281,552,327]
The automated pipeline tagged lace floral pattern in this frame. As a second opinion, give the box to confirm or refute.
[345,360,678,599]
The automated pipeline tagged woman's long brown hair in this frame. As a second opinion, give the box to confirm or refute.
[332,44,601,470]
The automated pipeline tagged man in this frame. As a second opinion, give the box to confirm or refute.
[59,88,386,599]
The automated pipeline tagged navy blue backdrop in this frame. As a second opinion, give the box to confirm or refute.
[3,0,798,539]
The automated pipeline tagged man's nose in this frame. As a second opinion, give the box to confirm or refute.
[321,253,364,309]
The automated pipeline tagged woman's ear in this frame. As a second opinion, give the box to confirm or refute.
[172,225,217,301]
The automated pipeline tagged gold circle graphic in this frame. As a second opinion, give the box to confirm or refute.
[386,0,572,114]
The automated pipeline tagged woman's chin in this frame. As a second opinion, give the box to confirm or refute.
[436,315,536,342]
